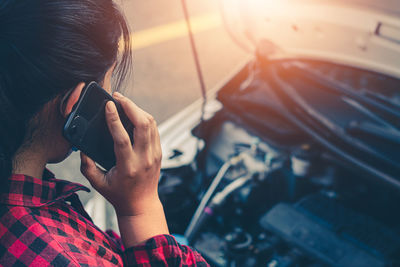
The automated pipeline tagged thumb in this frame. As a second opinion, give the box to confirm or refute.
[80,152,106,189]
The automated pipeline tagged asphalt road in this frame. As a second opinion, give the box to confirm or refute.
[125,0,248,123]
[47,0,248,229]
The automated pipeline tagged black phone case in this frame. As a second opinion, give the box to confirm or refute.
[63,82,134,171]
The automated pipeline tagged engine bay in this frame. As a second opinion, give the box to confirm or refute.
[158,56,400,267]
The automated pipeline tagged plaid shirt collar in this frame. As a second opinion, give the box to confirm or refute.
[0,169,90,208]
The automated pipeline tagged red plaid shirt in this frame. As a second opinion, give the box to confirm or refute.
[0,171,209,266]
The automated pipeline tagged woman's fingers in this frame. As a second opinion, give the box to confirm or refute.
[112,93,162,177]
[113,92,144,125]
[154,127,162,162]
[80,152,106,189]
[105,101,133,166]
[113,93,156,153]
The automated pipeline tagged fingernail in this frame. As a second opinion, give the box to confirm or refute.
[106,101,116,113]
[114,92,123,98]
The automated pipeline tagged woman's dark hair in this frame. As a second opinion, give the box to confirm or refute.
[0,0,132,179]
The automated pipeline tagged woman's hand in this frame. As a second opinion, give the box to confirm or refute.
[80,92,168,246]
[80,92,161,216]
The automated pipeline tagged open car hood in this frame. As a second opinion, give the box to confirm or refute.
[211,1,400,187]
[221,0,400,79]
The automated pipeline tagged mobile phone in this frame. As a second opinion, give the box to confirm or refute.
[63,82,134,171]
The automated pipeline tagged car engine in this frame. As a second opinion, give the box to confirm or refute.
[158,56,400,267]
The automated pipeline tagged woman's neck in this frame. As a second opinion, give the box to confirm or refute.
[13,147,48,179]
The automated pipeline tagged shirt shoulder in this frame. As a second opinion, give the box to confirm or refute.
[0,205,79,266]
[0,204,122,267]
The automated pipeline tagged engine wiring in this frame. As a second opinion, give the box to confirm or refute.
[184,155,243,241]
[184,144,283,243]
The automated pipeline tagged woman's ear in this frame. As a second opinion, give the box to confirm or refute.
[61,82,85,118]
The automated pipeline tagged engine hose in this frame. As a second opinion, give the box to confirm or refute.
[186,173,251,243]
[185,155,243,241]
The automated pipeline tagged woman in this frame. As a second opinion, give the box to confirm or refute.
[0,0,208,266]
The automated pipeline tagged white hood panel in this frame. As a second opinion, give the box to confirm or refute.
[223,0,400,79]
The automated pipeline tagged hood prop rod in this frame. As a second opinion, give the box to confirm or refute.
[181,0,207,122]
